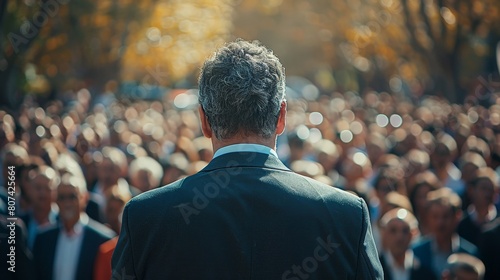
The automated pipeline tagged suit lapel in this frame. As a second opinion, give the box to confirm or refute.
[200,152,290,173]
[46,229,60,280]
[76,225,90,280]
[379,254,393,280]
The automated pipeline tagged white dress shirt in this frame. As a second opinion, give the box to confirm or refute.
[53,214,88,280]
[431,234,461,278]
[383,250,414,280]
[213,143,278,159]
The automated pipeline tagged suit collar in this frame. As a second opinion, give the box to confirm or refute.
[200,152,290,173]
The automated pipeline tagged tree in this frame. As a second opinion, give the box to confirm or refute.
[232,0,500,102]
[0,0,234,109]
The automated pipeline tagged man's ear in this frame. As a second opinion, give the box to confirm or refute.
[276,101,287,136]
[199,106,212,139]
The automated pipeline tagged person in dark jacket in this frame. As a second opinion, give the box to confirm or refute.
[412,188,477,279]
[379,208,436,280]
[457,167,498,247]
[478,217,500,280]
[112,39,383,280]
[33,174,114,280]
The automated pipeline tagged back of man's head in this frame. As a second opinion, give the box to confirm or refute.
[198,39,286,140]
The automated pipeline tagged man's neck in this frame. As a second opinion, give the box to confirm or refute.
[435,165,449,181]
[62,216,80,235]
[472,204,494,224]
[391,251,406,268]
[212,135,276,155]
[435,235,453,252]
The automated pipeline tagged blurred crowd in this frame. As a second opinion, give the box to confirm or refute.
[1,87,500,280]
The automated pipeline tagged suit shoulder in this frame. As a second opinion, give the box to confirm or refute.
[297,173,362,204]
[35,224,59,239]
[482,217,500,234]
[412,237,432,251]
[127,177,187,205]
[459,237,478,255]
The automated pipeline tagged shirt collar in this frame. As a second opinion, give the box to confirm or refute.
[384,250,414,271]
[468,205,497,224]
[431,234,461,253]
[61,213,88,237]
[213,143,278,159]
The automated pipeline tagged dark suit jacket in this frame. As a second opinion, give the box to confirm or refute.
[379,252,436,280]
[112,152,383,279]
[478,218,500,280]
[33,217,115,280]
[457,212,498,247]
[412,236,478,276]
[457,214,481,246]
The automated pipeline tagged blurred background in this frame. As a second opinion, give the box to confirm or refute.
[2,2,500,279]
[1,0,499,108]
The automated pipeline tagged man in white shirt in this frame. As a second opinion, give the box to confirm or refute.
[379,208,436,280]
[33,174,115,280]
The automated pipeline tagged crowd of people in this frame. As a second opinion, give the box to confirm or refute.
[0,86,499,279]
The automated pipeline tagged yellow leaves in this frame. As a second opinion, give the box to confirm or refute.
[92,14,110,27]
[120,0,234,84]
[45,34,67,51]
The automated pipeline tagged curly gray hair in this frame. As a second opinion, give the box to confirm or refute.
[198,39,286,140]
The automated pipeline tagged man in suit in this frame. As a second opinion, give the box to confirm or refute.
[378,208,436,280]
[19,165,59,250]
[33,174,115,280]
[412,188,477,279]
[478,217,500,280]
[112,39,383,279]
[457,167,498,247]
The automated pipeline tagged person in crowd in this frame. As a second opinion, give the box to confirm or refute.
[0,112,16,154]
[458,167,498,246]
[112,39,383,279]
[431,133,464,196]
[104,185,132,235]
[313,139,345,189]
[441,253,485,280]
[478,217,500,280]
[91,146,131,222]
[161,152,189,185]
[16,156,46,216]
[21,165,60,250]
[403,149,430,195]
[412,188,477,278]
[408,171,442,236]
[33,174,115,280]
[128,156,163,193]
[192,136,214,162]
[341,148,372,191]
[0,144,29,212]
[459,152,488,211]
[379,208,436,280]
[93,184,131,280]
